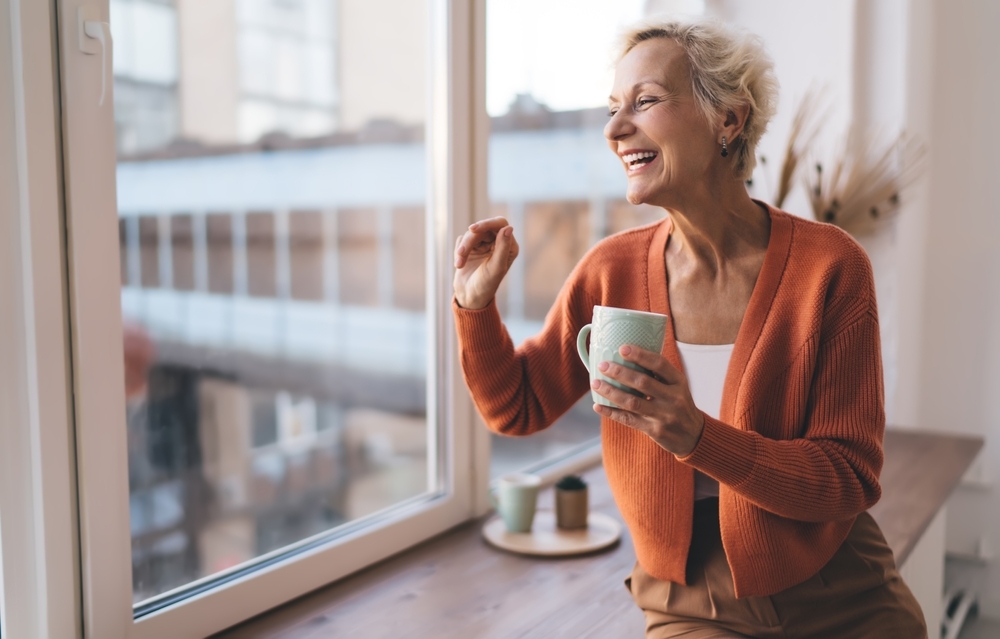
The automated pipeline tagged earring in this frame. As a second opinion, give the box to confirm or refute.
[721,136,729,158]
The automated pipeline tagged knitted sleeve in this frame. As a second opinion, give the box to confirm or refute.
[679,256,885,522]
[452,255,599,436]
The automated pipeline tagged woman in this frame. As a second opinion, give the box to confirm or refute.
[453,19,926,639]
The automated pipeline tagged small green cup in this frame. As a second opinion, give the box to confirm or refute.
[491,473,541,533]
[577,305,668,408]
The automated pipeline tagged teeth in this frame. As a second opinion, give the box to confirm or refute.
[622,151,657,164]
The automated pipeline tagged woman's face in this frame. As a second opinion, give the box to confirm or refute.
[604,38,719,207]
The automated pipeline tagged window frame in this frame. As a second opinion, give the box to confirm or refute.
[35,0,490,637]
[0,0,82,637]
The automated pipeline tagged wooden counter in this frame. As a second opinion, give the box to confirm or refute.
[870,430,982,566]
[216,429,982,638]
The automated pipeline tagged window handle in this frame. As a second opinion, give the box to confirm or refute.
[78,6,112,106]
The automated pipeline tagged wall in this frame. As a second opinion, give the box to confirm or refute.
[912,0,1000,617]
[707,0,856,217]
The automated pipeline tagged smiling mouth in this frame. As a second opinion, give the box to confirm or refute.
[622,151,658,170]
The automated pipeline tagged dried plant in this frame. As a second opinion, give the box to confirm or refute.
[770,89,827,208]
[806,130,925,236]
[752,88,827,208]
[756,88,926,236]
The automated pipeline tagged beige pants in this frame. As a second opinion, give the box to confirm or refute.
[625,499,927,638]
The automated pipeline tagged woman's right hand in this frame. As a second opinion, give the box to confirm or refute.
[453,216,520,310]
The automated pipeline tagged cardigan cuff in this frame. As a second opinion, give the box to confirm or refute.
[452,297,508,353]
[677,414,758,488]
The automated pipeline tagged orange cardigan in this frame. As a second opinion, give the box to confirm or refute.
[454,205,885,597]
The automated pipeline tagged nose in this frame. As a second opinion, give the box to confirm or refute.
[604,108,634,144]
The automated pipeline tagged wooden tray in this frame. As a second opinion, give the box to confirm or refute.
[482,510,622,557]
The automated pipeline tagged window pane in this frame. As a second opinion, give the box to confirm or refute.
[112,0,430,607]
[486,0,665,478]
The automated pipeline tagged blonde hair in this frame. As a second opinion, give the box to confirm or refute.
[617,19,778,180]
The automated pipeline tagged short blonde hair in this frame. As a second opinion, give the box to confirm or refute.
[617,19,778,180]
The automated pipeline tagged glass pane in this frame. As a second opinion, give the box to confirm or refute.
[111,0,431,606]
[486,0,665,478]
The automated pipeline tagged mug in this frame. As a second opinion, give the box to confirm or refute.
[577,305,668,408]
[491,473,541,533]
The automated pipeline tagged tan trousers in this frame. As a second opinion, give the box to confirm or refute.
[625,499,927,638]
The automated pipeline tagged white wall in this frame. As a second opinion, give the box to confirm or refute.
[708,0,856,216]
[910,0,1000,617]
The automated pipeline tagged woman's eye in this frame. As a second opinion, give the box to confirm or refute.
[607,108,618,117]
[637,98,656,108]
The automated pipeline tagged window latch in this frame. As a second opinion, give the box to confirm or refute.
[78,6,112,106]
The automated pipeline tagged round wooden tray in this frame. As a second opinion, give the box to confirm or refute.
[482,510,622,557]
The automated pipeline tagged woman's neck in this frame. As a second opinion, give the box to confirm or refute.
[661,183,770,272]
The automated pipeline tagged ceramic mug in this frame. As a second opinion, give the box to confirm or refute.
[491,473,541,533]
[577,305,668,408]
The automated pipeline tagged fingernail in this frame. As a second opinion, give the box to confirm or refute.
[591,379,600,390]
[620,345,632,355]
[469,222,479,229]
[504,227,513,237]
[597,361,609,372]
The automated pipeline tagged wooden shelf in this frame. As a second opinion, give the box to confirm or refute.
[216,428,983,638]
[869,429,983,566]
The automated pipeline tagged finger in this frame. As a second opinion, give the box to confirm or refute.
[591,378,652,416]
[592,401,644,429]
[456,224,503,261]
[618,344,683,384]
[469,216,509,233]
[454,232,490,269]
[455,230,490,268]
[486,226,515,277]
[506,231,520,267]
[597,360,666,398]
[454,234,465,268]
[460,218,508,254]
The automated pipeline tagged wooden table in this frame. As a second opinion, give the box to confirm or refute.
[216,429,982,638]
[870,429,982,566]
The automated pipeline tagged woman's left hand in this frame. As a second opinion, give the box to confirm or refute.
[592,345,705,457]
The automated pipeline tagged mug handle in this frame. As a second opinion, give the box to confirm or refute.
[577,324,592,372]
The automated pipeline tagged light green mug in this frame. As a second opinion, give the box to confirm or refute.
[577,305,668,408]
[490,473,541,533]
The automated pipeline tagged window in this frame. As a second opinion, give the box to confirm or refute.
[110,0,443,606]
[55,0,480,635]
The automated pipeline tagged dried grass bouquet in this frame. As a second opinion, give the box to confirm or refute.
[756,90,926,236]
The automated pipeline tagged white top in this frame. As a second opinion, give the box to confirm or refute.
[675,341,735,500]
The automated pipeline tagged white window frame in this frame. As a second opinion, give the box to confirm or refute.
[0,0,83,637]
[2,0,489,637]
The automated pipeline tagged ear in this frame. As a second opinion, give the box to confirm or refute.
[718,104,750,144]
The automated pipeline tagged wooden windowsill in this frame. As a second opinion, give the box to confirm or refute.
[216,428,982,638]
